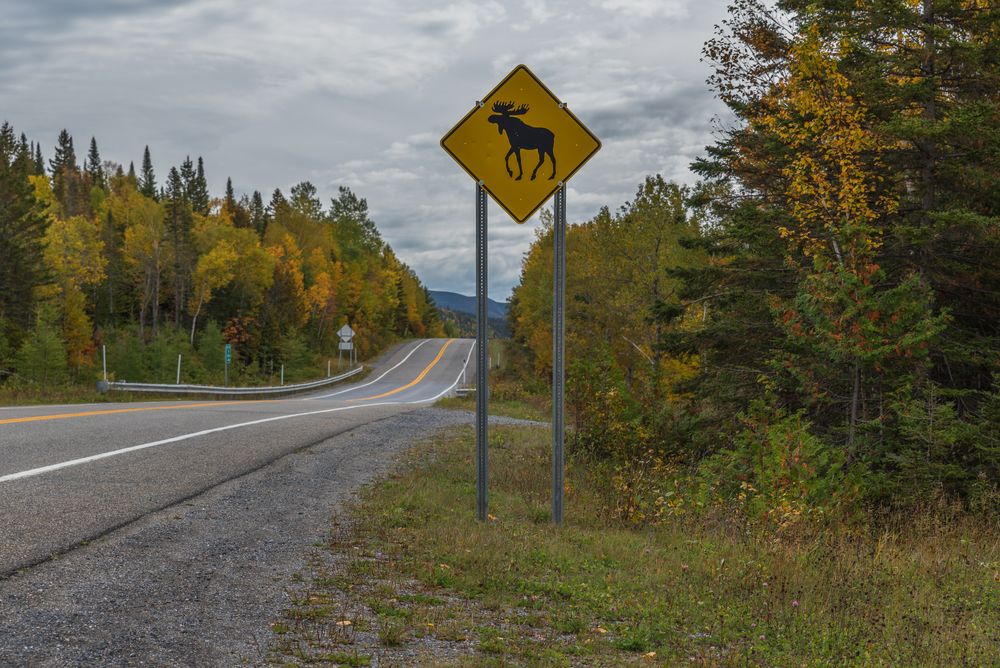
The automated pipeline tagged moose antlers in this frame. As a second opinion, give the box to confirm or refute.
[491,100,529,116]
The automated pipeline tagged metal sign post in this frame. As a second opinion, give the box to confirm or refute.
[475,183,489,523]
[441,64,600,525]
[552,184,566,524]
[224,344,231,387]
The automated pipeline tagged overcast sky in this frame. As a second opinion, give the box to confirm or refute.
[2,0,730,300]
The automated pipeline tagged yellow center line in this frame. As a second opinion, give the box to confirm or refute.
[352,339,455,401]
[0,400,272,426]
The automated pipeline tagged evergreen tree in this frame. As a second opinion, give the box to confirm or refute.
[179,156,196,199]
[139,145,157,199]
[670,0,1000,504]
[189,157,210,215]
[14,306,68,385]
[165,166,193,326]
[267,188,287,218]
[127,161,136,182]
[85,137,104,190]
[49,129,85,214]
[0,122,49,329]
[329,186,382,255]
[224,177,236,214]
[250,189,266,238]
[32,142,44,175]
[49,129,76,175]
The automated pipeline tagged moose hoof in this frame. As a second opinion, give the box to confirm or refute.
[515,175,522,181]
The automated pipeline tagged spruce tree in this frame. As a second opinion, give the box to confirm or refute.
[85,137,104,190]
[179,156,195,200]
[32,142,44,175]
[49,129,85,215]
[250,190,266,238]
[127,161,136,182]
[139,145,157,199]
[189,157,210,215]
[165,166,193,326]
[224,177,236,213]
[0,122,49,329]
[49,129,76,175]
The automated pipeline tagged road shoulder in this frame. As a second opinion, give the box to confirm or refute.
[0,408,479,666]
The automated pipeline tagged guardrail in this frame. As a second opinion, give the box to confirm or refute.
[96,365,365,398]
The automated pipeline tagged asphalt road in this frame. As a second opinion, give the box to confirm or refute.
[0,337,474,577]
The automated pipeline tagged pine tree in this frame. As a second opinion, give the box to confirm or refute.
[127,161,136,182]
[268,188,286,216]
[85,137,104,190]
[139,145,157,199]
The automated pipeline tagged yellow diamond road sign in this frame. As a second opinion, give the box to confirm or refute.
[441,64,601,223]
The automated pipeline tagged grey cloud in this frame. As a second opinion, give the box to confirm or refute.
[2,0,732,299]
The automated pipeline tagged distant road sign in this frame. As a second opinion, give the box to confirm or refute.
[339,341,353,351]
[338,325,355,341]
[224,344,232,364]
[440,64,601,223]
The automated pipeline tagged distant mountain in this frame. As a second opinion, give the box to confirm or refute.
[428,290,508,320]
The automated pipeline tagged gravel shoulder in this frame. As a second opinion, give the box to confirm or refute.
[0,407,513,667]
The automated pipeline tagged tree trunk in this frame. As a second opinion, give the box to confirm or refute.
[847,362,861,464]
[189,290,204,345]
[920,0,937,213]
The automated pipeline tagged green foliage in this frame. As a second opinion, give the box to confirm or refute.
[697,401,857,528]
[0,120,445,397]
[15,307,68,386]
[567,344,649,461]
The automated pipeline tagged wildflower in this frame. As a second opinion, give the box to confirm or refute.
[792,600,800,607]
[759,634,766,640]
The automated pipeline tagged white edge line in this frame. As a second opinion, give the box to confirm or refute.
[0,340,477,485]
[311,339,431,399]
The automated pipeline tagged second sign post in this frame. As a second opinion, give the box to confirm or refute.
[441,64,600,524]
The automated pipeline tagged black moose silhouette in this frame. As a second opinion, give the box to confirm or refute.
[487,101,556,181]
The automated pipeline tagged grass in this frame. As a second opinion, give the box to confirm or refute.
[435,393,549,422]
[270,424,1000,666]
[0,382,114,406]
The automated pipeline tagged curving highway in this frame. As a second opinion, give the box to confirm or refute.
[0,338,474,576]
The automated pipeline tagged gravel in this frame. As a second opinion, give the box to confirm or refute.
[0,407,532,667]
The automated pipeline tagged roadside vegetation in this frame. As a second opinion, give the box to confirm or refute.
[269,424,1000,666]
[435,340,550,423]
[273,2,1000,663]
[0,130,443,404]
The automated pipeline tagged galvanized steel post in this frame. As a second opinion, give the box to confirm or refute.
[476,183,489,522]
[552,184,566,524]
